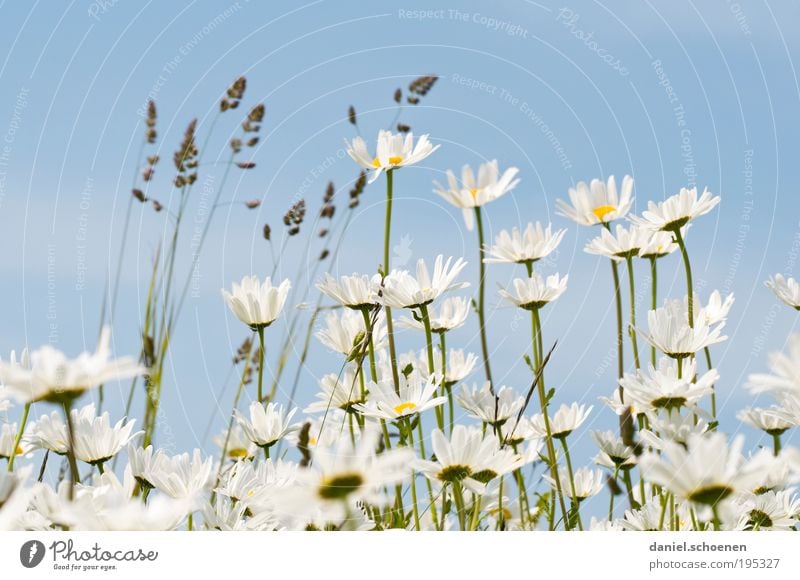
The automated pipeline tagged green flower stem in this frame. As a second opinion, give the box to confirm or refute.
[532,307,569,530]
[256,326,266,402]
[452,481,467,531]
[416,418,439,529]
[604,225,625,405]
[773,433,782,456]
[405,421,421,530]
[360,308,379,383]
[559,437,583,531]
[440,333,455,435]
[187,512,193,531]
[383,169,401,394]
[474,206,493,386]
[97,462,105,475]
[419,304,443,430]
[673,228,694,328]
[7,403,30,472]
[711,503,722,531]
[623,468,638,514]
[649,257,658,367]
[609,466,620,520]
[625,256,642,370]
[704,346,717,422]
[62,401,81,500]
[470,493,482,530]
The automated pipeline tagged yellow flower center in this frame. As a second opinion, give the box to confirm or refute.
[228,447,248,458]
[394,401,417,414]
[592,205,616,220]
[247,489,255,497]
[372,156,403,167]
[309,436,317,445]
[470,188,479,199]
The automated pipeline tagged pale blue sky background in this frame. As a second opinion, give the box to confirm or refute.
[1,0,800,515]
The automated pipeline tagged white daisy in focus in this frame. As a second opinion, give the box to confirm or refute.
[584,223,650,260]
[0,327,144,404]
[556,175,634,226]
[380,255,468,309]
[543,467,603,501]
[316,273,379,309]
[69,404,141,466]
[639,230,679,259]
[304,368,370,414]
[591,430,636,470]
[347,129,439,183]
[235,402,297,450]
[639,432,760,507]
[629,186,720,232]
[483,222,566,266]
[415,425,525,494]
[746,334,800,395]
[636,298,727,359]
[147,449,214,505]
[695,290,735,326]
[457,382,524,426]
[27,411,69,454]
[315,309,386,358]
[396,296,470,332]
[498,272,568,310]
[433,161,520,230]
[128,445,166,490]
[354,375,445,422]
[420,348,478,386]
[531,402,592,439]
[619,357,718,412]
[221,276,291,330]
[765,274,800,310]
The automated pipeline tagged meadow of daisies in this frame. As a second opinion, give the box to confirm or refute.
[2,77,800,532]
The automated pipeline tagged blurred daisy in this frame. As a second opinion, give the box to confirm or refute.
[532,403,592,439]
[498,272,568,310]
[128,445,166,490]
[213,424,257,462]
[0,423,31,461]
[483,222,565,266]
[316,273,378,309]
[747,334,800,395]
[355,375,444,422]
[639,230,679,259]
[619,357,718,412]
[637,298,727,358]
[639,432,760,506]
[629,187,720,232]
[305,368,370,414]
[0,327,144,404]
[584,223,650,260]
[544,467,604,501]
[235,402,297,450]
[736,490,800,531]
[69,404,141,466]
[433,160,520,230]
[556,175,633,226]
[419,348,478,386]
[737,407,793,436]
[347,129,438,183]
[458,382,524,425]
[695,291,735,326]
[221,276,291,330]
[148,449,214,504]
[415,425,525,494]
[315,309,386,358]
[765,274,800,310]
[639,410,709,450]
[380,255,468,309]
[396,296,470,333]
[591,430,636,470]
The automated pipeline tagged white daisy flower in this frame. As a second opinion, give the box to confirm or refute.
[747,334,800,395]
[457,382,524,426]
[736,490,800,531]
[737,407,793,436]
[544,467,604,501]
[433,160,520,230]
[316,273,378,309]
[380,255,468,309]
[213,424,258,462]
[637,298,727,358]
[69,404,141,466]
[639,432,761,506]
[315,309,386,358]
[304,368,370,414]
[629,186,720,232]
[127,445,166,489]
[483,222,566,266]
[591,430,636,470]
[347,129,439,183]
[694,290,735,326]
[235,402,297,450]
[639,410,709,450]
[354,375,445,421]
[498,272,568,310]
[27,411,69,454]
[415,425,525,494]
[396,296,470,332]
[532,402,592,439]
[765,274,800,310]
[0,327,144,404]
[0,423,31,460]
[147,449,214,504]
[419,348,478,386]
[584,223,651,260]
[639,230,679,259]
[556,175,634,226]
[221,276,291,329]
[619,357,718,412]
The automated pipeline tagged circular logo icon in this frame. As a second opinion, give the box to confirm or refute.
[20,540,45,568]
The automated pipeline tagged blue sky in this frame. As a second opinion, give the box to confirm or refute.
[1,1,800,511]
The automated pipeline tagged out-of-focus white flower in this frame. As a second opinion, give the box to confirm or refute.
[735,490,800,531]
[747,334,800,395]
[737,407,793,436]
[305,368,370,414]
[457,382,524,426]
[70,404,141,465]
[544,467,604,501]
[433,160,520,230]
[556,175,634,226]
[765,274,800,310]
[347,129,439,183]
[531,403,592,439]
[147,449,214,505]
[0,328,144,404]
[591,430,636,470]
[619,358,718,412]
[222,276,291,329]
[629,187,720,232]
[0,422,32,460]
